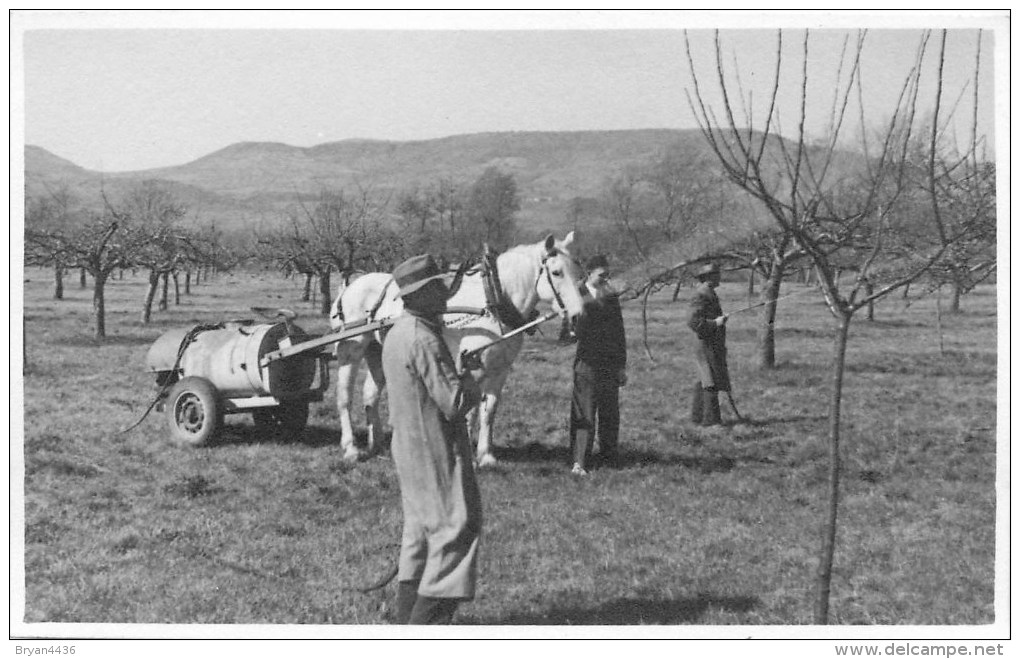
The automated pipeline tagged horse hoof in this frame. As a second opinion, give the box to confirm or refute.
[342,448,363,463]
[476,453,498,469]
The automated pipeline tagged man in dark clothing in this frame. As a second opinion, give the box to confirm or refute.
[569,254,627,475]
[688,262,730,426]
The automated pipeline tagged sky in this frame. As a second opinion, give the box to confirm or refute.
[14,10,1005,172]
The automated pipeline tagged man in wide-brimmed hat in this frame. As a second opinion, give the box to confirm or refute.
[687,262,730,427]
[381,254,483,624]
[568,254,627,475]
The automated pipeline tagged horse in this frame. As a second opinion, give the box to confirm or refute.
[329,232,588,466]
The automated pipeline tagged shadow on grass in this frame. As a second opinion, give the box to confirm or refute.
[754,414,828,425]
[465,592,760,625]
[856,318,930,329]
[845,350,995,379]
[214,423,350,449]
[57,334,158,348]
[494,443,740,475]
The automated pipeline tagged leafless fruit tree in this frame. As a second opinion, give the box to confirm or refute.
[685,28,991,623]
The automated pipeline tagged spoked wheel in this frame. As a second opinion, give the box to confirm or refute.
[252,400,310,439]
[166,377,222,447]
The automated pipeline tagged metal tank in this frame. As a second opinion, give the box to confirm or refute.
[146,320,317,399]
[145,319,329,446]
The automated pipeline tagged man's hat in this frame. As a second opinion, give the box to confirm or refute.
[393,254,447,297]
[586,254,610,271]
[695,262,721,279]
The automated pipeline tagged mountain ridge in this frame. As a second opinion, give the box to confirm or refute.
[25,129,712,233]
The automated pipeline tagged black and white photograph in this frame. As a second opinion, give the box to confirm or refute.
[10,9,1009,655]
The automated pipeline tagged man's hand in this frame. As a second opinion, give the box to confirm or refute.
[714,314,728,327]
[459,349,483,374]
[617,368,628,387]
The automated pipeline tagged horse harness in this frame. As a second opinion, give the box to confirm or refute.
[479,243,574,333]
[335,246,569,334]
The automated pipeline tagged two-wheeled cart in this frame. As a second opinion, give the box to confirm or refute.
[144,310,393,446]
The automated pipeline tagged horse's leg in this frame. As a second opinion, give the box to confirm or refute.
[464,405,479,445]
[362,341,386,457]
[475,391,501,468]
[335,340,365,461]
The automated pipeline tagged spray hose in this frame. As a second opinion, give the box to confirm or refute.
[119,323,225,434]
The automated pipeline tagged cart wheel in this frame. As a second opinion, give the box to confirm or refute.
[166,377,222,447]
[252,401,309,438]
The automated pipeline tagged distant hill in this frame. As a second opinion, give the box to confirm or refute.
[25,145,90,180]
[24,129,713,234]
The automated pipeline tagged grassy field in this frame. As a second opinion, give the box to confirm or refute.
[18,267,998,628]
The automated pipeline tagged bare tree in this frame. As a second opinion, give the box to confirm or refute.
[720,227,807,368]
[261,187,394,315]
[686,28,990,623]
[643,147,720,243]
[464,167,520,251]
[25,183,80,300]
[600,168,651,260]
[104,181,188,323]
[27,210,144,339]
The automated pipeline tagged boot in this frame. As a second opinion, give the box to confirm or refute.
[702,389,722,426]
[571,428,592,472]
[408,595,460,624]
[690,384,704,425]
[393,580,420,625]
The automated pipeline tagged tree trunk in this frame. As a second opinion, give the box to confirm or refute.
[949,281,963,314]
[302,273,313,302]
[159,271,170,311]
[746,267,756,299]
[184,270,192,295]
[864,278,875,322]
[54,265,64,300]
[935,288,946,356]
[141,269,159,324]
[756,264,783,370]
[93,272,108,339]
[672,278,684,302]
[318,270,332,316]
[814,312,852,624]
[79,267,87,288]
[173,272,181,305]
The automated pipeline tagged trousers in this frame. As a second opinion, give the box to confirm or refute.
[690,383,722,426]
[569,362,620,467]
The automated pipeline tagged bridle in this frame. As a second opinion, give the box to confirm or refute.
[538,248,580,315]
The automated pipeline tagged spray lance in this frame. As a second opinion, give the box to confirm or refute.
[720,287,815,321]
[458,311,559,371]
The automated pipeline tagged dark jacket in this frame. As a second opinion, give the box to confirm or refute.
[574,292,627,373]
[688,282,730,391]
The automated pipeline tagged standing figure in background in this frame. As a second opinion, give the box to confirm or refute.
[688,262,730,427]
[569,254,627,476]
[381,254,483,625]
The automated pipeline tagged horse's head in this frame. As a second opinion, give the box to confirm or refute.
[535,231,587,322]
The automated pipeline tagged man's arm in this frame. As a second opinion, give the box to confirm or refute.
[688,291,723,339]
[413,336,481,422]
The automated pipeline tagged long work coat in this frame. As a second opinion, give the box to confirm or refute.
[381,311,482,599]
[687,282,731,392]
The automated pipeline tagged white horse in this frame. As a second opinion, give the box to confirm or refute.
[330,232,588,466]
